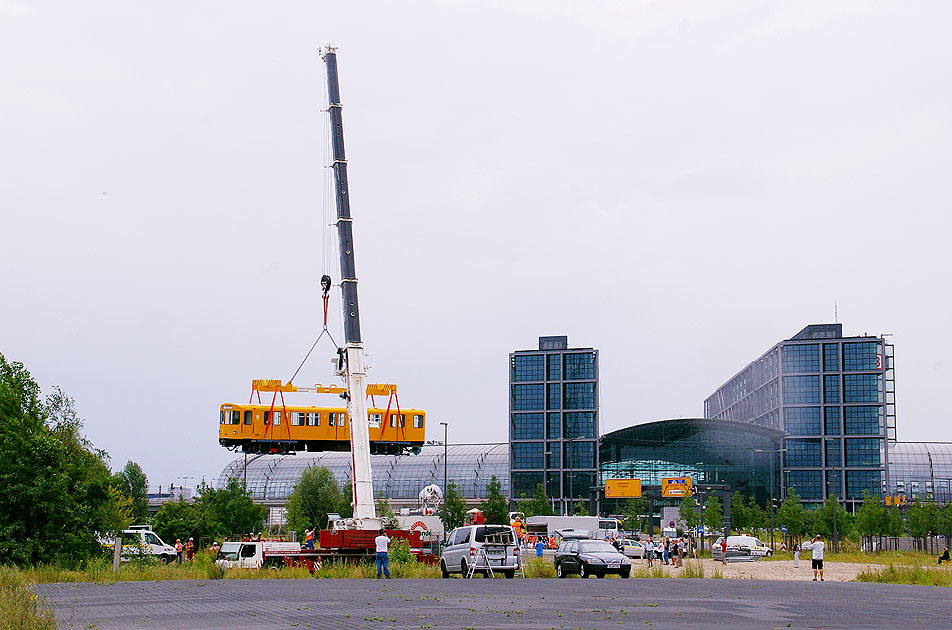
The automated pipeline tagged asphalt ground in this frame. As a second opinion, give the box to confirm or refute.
[35,577,949,630]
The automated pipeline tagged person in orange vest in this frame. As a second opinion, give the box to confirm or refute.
[305,528,315,550]
[186,538,195,562]
[175,539,183,564]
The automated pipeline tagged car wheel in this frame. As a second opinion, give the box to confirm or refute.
[765,550,772,557]
[596,572,605,579]
[440,560,450,578]
[503,570,515,579]
[621,569,631,579]
[461,559,471,578]
[580,564,589,578]
[556,562,566,579]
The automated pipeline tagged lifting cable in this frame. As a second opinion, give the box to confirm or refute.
[286,275,340,385]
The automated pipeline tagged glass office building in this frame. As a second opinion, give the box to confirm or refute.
[599,419,783,515]
[510,336,598,515]
[704,323,895,511]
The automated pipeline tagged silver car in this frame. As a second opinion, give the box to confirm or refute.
[440,524,519,578]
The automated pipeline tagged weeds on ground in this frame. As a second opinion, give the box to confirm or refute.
[631,564,668,579]
[521,558,556,579]
[764,549,935,565]
[856,563,952,587]
[0,566,57,630]
[680,560,705,579]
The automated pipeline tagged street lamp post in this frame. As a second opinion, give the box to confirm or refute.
[440,422,448,531]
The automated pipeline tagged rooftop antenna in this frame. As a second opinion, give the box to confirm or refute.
[834,301,838,323]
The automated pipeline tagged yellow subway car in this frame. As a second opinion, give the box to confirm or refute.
[218,403,425,455]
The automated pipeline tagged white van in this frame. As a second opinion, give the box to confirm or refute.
[102,528,177,563]
[712,535,772,559]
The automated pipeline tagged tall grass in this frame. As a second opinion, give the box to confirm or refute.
[856,563,952,587]
[680,560,705,579]
[631,564,669,579]
[522,558,556,578]
[0,566,57,630]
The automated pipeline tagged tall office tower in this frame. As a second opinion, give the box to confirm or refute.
[704,324,895,511]
[510,336,599,515]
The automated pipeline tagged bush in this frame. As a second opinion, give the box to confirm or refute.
[0,566,57,630]
[388,538,415,565]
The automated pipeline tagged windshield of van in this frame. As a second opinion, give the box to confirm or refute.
[474,526,513,544]
[218,543,241,561]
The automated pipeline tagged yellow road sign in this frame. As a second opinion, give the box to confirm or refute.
[662,477,693,497]
[606,479,642,498]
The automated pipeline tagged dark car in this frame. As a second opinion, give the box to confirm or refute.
[554,539,631,578]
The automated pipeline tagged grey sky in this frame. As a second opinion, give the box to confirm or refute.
[2,1,950,490]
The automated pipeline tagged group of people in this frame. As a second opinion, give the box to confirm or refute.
[638,535,691,567]
[174,537,196,563]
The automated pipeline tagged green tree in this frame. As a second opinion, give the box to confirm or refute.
[730,492,749,532]
[746,497,768,531]
[815,496,854,540]
[854,491,887,549]
[528,483,554,517]
[622,497,649,533]
[678,496,700,532]
[284,466,349,541]
[703,496,723,534]
[113,460,150,524]
[442,481,467,532]
[152,498,201,545]
[480,475,509,523]
[194,477,266,539]
[936,503,952,544]
[573,501,589,516]
[906,497,938,548]
[884,504,905,537]
[776,489,805,540]
[0,355,127,566]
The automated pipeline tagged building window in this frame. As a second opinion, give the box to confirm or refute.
[564,353,595,380]
[783,407,821,435]
[511,413,544,440]
[783,376,821,404]
[547,442,561,469]
[846,470,882,500]
[826,470,843,498]
[512,384,544,411]
[547,384,561,410]
[545,472,560,499]
[512,442,545,469]
[785,439,822,467]
[824,407,841,435]
[843,342,880,372]
[823,344,840,372]
[844,374,881,403]
[782,344,819,373]
[844,406,881,435]
[563,382,595,409]
[511,354,544,382]
[547,354,561,381]
[824,375,840,403]
[512,471,544,497]
[785,470,823,500]
[566,440,595,469]
[564,412,596,439]
[824,438,842,467]
[845,438,882,466]
[547,413,561,439]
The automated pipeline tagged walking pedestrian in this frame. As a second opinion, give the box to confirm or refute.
[801,534,825,581]
[645,537,654,567]
[793,538,800,569]
[175,539,183,564]
[375,528,391,579]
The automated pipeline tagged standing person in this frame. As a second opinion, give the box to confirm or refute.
[375,528,391,579]
[186,538,194,562]
[305,528,315,550]
[720,537,728,565]
[793,538,800,569]
[801,534,825,581]
[662,537,669,565]
[677,538,685,567]
[175,539,183,564]
[645,537,654,567]
[535,538,544,558]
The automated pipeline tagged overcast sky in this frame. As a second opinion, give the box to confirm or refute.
[2,1,950,490]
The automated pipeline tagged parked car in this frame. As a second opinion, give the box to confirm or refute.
[617,539,647,558]
[440,524,519,578]
[555,539,631,578]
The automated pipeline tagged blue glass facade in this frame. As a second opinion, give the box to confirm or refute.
[510,336,598,514]
[705,324,895,511]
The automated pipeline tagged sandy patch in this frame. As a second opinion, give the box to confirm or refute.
[634,557,872,582]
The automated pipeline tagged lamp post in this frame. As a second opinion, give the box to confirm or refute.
[440,422,448,530]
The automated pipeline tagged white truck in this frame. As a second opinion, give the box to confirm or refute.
[525,516,622,540]
[100,527,177,563]
[215,541,319,570]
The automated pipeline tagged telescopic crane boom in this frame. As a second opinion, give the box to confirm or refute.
[321,45,378,530]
